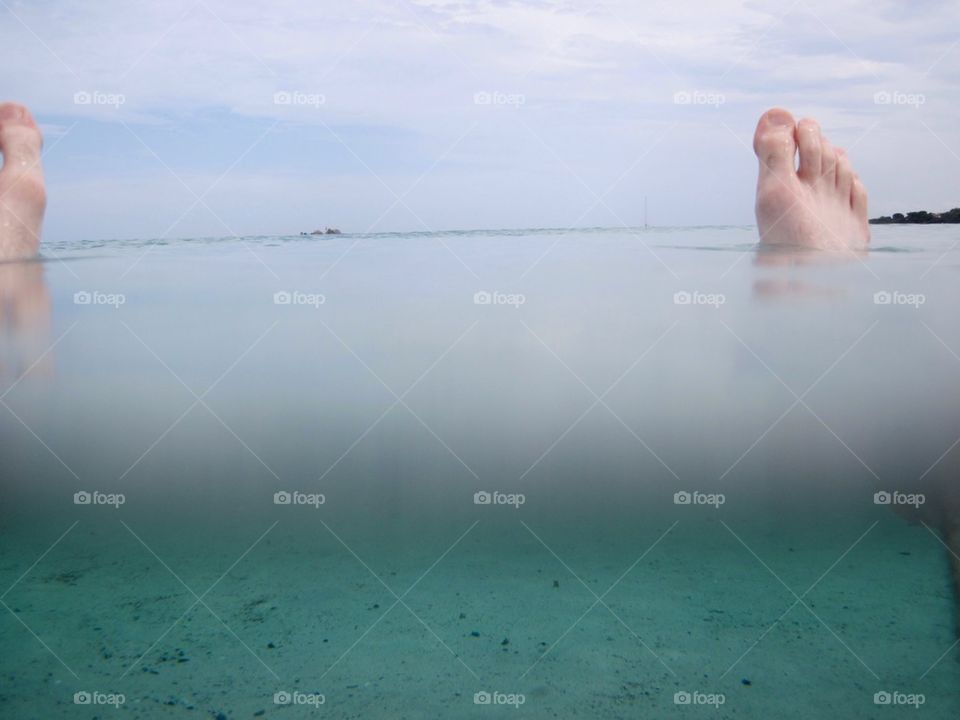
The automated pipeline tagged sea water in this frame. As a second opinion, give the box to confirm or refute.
[1,226,958,718]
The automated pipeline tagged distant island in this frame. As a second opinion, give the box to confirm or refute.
[870,208,960,224]
[300,228,342,235]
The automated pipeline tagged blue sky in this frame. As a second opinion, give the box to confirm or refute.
[2,0,958,241]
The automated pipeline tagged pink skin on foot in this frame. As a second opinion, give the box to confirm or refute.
[0,102,46,261]
[753,108,869,250]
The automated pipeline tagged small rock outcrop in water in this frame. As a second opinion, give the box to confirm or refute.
[299,228,343,236]
[870,208,960,224]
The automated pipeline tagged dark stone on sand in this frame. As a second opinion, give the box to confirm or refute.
[870,207,960,224]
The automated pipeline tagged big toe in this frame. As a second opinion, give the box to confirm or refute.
[0,102,40,128]
[753,108,797,176]
[0,102,45,206]
[0,102,43,170]
[0,102,45,260]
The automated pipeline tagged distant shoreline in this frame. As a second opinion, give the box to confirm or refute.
[870,208,960,225]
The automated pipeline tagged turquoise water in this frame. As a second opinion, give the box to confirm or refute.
[1,226,959,718]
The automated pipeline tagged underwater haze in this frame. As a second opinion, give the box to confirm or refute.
[1,225,959,718]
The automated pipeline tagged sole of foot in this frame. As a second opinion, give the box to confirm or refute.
[0,102,46,261]
[753,108,869,251]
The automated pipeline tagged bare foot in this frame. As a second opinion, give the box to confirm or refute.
[753,108,869,250]
[0,102,46,261]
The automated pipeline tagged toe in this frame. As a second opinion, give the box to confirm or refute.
[835,148,853,197]
[753,108,797,175]
[0,102,43,167]
[852,175,869,218]
[0,102,39,128]
[796,118,822,180]
[0,102,45,259]
[0,102,44,198]
[819,137,836,188]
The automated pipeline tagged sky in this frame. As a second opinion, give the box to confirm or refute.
[2,0,958,241]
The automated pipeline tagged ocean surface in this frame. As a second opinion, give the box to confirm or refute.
[1,225,959,718]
